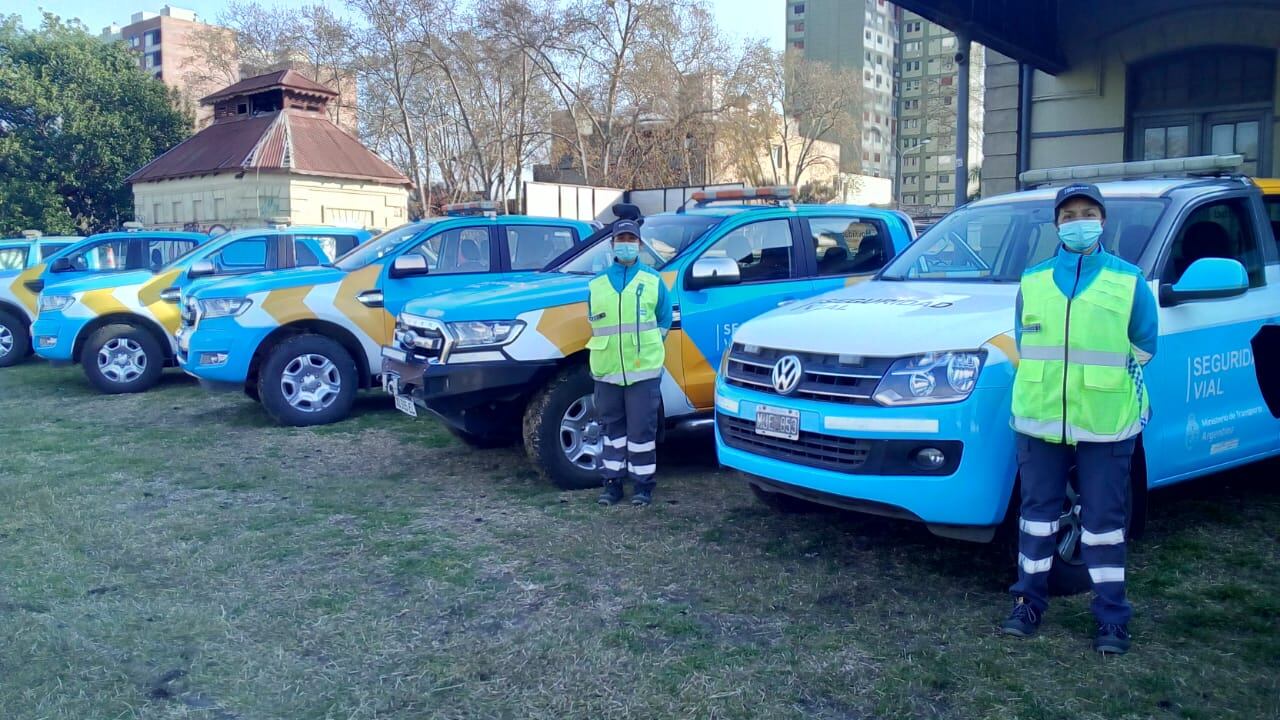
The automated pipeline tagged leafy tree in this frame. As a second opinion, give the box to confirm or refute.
[0,14,191,235]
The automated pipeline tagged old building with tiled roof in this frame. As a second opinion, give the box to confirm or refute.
[128,70,409,232]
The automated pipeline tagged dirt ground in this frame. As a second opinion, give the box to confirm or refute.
[1,362,1277,719]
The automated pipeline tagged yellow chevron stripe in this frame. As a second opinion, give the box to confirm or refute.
[138,270,183,334]
[334,264,391,344]
[987,333,1019,367]
[536,302,590,356]
[261,284,317,325]
[80,287,130,317]
[11,264,45,315]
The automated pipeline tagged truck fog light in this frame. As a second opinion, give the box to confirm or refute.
[914,447,946,470]
[199,352,228,366]
[37,336,58,348]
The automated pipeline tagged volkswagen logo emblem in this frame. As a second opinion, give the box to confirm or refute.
[771,355,803,395]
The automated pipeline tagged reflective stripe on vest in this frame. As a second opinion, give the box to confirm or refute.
[587,268,665,386]
[1011,264,1149,444]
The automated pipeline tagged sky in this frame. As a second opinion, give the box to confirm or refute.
[17,0,785,49]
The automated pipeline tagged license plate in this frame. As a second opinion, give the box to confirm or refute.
[755,405,799,441]
[394,392,417,418]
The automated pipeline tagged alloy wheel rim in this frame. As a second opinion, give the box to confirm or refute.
[0,324,12,358]
[560,394,603,471]
[280,353,342,412]
[97,337,147,383]
[1056,486,1085,566]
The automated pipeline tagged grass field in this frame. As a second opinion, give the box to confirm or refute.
[1,361,1278,719]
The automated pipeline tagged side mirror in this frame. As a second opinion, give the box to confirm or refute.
[50,257,73,272]
[389,254,429,279]
[159,286,181,304]
[687,256,741,290]
[1160,257,1249,306]
[188,259,216,279]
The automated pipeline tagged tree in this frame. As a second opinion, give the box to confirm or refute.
[0,14,191,234]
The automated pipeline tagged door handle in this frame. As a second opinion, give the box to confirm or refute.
[356,289,384,308]
[777,298,796,307]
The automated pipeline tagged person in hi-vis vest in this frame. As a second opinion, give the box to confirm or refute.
[1000,183,1158,655]
[587,220,673,506]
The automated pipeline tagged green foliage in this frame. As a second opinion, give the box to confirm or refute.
[0,14,191,235]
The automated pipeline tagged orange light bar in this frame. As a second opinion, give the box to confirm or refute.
[691,185,796,203]
[443,200,502,214]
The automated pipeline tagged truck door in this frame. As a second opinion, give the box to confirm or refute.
[1144,196,1280,482]
[677,217,814,410]
[378,224,500,345]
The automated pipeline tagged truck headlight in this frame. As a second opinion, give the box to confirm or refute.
[873,351,986,406]
[199,297,253,318]
[446,320,525,348]
[38,294,75,312]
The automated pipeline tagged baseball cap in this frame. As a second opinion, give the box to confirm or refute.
[612,220,640,238]
[1054,183,1106,217]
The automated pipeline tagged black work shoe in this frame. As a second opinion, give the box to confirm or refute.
[1000,597,1042,637]
[1093,623,1131,655]
[597,483,624,506]
[631,488,653,506]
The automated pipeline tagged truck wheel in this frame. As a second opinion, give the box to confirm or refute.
[1046,471,1137,596]
[523,364,604,490]
[749,482,822,513]
[82,323,164,393]
[257,334,357,426]
[0,309,30,367]
[446,426,518,449]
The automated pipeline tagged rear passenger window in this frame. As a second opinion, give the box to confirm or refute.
[1264,195,1280,256]
[701,219,793,283]
[295,234,358,262]
[145,239,198,270]
[295,242,321,267]
[507,225,577,270]
[0,247,27,270]
[1162,199,1265,287]
[808,217,894,276]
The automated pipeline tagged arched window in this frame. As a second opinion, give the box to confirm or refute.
[1127,47,1274,175]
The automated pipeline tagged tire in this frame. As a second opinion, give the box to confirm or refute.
[447,425,518,449]
[0,309,31,368]
[1045,468,1137,596]
[82,323,164,393]
[522,364,605,490]
[256,334,358,426]
[749,482,823,513]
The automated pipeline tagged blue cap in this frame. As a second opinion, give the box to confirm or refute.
[612,220,640,238]
[1054,183,1106,217]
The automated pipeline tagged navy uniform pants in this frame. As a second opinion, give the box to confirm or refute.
[1010,433,1136,625]
[595,378,661,490]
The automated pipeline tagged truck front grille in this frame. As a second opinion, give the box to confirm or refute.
[724,343,892,405]
[718,415,872,473]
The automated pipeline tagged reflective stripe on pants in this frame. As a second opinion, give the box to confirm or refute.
[594,378,661,488]
[1009,433,1136,625]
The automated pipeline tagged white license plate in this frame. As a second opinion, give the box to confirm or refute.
[394,392,417,418]
[381,346,407,363]
[755,405,799,441]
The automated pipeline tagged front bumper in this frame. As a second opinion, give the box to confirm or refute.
[31,313,79,363]
[176,320,261,387]
[380,345,558,434]
[714,379,1018,530]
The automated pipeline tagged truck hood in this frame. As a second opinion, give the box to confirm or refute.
[400,272,585,321]
[188,265,350,299]
[734,279,1020,357]
[41,269,155,295]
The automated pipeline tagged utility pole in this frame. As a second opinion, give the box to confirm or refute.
[955,31,971,206]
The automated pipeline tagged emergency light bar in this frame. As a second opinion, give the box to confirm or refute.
[1019,154,1244,186]
[122,221,145,232]
[444,201,502,217]
[690,186,796,205]
[268,216,293,228]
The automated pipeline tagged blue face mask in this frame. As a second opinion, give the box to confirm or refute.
[1058,219,1103,253]
[613,242,640,262]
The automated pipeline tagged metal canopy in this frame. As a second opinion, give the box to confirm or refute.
[890,0,1067,74]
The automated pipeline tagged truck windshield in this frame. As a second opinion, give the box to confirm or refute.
[880,198,1168,282]
[556,215,723,274]
[333,221,440,271]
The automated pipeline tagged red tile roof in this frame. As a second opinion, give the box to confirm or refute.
[127,110,410,186]
[200,69,337,104]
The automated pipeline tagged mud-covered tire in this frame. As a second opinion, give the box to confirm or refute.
[81,323,164,394]
[0,309,31,368]
[447,425,518,449]
[522,364,602,490]
[257,334,357,426]
[749,482,824,513]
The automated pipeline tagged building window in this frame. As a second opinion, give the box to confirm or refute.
[874,153,881,163]
[792,40,804,50]
[942,36,956,49]
[865,30,871,40]
[941,76,954,86]
[794,22,804,32]
[939,174,951,184]
[192,199,203,221]
[129,35,139,47]
[153,203,163,223]
[793,3,805,14]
